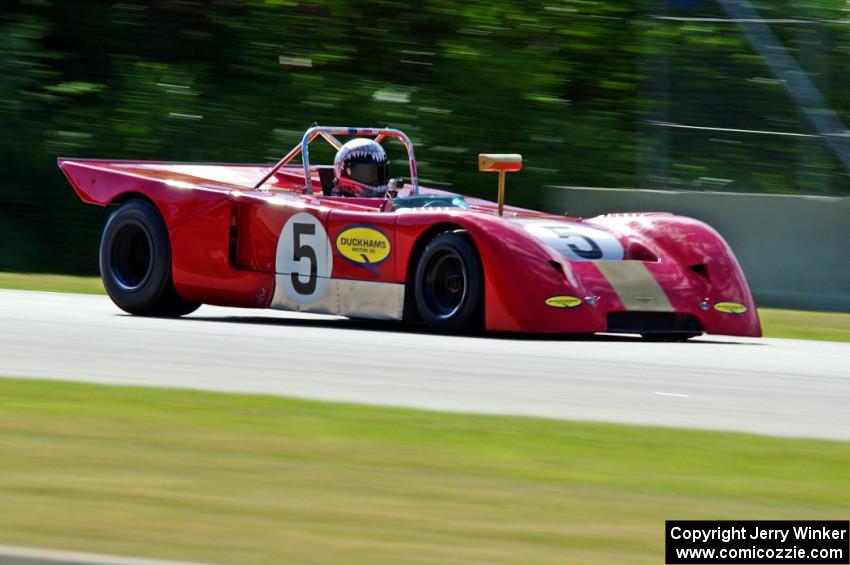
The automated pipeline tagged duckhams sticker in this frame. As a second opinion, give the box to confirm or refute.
[336,225,391,275]
[714,301,748,315]
[545,295,583,309]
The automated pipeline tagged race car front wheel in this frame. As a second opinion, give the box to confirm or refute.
[100,199,199,317]
[414,231,483,333]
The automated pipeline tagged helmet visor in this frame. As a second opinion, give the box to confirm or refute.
[348,161,390,188]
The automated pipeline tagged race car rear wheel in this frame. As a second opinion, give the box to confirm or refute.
[414,231,483,333]
[100,199,199,317]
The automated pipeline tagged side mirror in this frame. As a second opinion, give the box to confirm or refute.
[478,154,522,216]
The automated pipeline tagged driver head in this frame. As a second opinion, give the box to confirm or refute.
[332,138,390,197]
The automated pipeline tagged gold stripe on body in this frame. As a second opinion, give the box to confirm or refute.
[594,262,674,312]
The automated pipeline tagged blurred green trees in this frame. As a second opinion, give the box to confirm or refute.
[1,0,848,273]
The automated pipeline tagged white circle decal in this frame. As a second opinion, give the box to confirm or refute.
[276,212,332,305]
[521,221,624,261]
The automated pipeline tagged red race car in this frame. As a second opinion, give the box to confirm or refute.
[59,125,761,340]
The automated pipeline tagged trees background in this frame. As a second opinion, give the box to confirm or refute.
[2,0,848,273]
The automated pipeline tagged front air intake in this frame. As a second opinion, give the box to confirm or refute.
[606,312,703,335]
[622,241,659,262]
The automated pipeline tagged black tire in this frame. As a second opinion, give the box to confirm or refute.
[414,231,483,333]
[99,199,199,317]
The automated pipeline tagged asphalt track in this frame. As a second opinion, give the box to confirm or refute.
[2,289,849,440]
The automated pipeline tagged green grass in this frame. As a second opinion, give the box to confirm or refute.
[758,308,850,342]
[0,378,848,564]
[0,272,104,295]
[1,272,849,342]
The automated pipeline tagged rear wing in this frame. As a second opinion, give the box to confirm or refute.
[57,158,259,226]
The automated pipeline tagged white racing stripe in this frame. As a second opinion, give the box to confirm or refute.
[0,544,204,565]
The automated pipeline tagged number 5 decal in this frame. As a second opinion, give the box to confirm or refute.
[276,212,332,305]
[520,221,624,261]
[550,230,603,260]
[291,222,318,295]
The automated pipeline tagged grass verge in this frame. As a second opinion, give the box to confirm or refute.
[0,377,848,564]
[757,308,850,342]
[0,272,103,295]
[1,272,849,342]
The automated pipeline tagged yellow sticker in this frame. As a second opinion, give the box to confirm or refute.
[545,295,582,309]
[714,301,748,315]
[336,226,391,267]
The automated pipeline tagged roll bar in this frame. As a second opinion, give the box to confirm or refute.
[253,126,420,195]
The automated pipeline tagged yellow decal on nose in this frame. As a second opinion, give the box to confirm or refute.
[714,301,748,315]
[545,296,583,308]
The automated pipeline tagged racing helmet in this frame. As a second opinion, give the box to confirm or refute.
[332,138,390,197]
